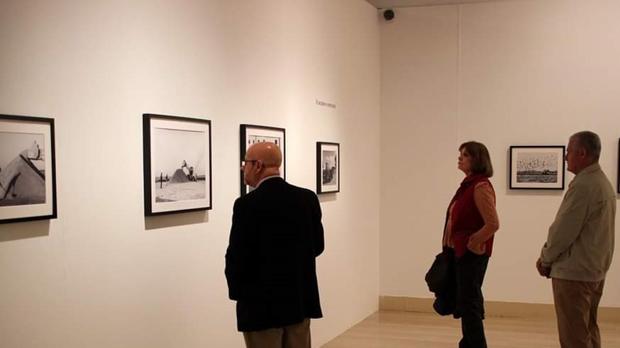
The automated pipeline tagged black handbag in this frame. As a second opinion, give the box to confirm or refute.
[425,247,456,315]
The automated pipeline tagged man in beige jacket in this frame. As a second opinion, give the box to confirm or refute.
[537,131,616,348]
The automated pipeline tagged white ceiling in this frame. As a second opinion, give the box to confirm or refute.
[366,0,504,8]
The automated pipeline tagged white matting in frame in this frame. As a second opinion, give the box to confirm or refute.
[509,145,565,190]
[143,114,212,215]
[0,114,57,224]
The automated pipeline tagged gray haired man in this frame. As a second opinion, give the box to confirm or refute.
[536,131,616,348]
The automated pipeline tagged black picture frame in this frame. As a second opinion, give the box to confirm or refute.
[617,138,619,194]
[0,114,57,224]
[143,114,212,216]
[239,124,286,195]
[316,142,340,194]
[509,145,565,190]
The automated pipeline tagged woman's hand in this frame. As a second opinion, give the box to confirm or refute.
[467,233,486,255]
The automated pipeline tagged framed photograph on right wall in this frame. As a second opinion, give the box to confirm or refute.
[617,138,619,194]
[509,145,565,190]
[316,142,340,194]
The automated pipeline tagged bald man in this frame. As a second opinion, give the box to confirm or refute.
[225,142,325,348]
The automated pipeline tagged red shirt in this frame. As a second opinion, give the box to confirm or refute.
[444,174,498,257]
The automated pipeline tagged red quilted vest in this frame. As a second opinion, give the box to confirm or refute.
[448,174,495,258]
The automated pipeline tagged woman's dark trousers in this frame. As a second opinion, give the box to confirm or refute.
[455,251,489,348]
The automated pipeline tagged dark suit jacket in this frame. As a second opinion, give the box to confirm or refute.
[225,177,324,332]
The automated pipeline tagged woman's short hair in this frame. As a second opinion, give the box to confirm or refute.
[459,141,493,177]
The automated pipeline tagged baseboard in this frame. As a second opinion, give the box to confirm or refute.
[379,296,620,323]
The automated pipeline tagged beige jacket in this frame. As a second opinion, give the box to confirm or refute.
[540,163,616,282]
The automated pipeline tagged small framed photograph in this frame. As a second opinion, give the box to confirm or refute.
[239,124,286,195]
[0,114,57,224]
[509,145,565,190]
[316,142,340,194]
[143,114,212,216]
[617,138,619,194]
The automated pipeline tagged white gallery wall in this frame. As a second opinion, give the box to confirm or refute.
[0,0,380,347]
[381,0,620,307]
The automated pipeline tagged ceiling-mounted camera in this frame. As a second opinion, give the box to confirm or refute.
[383,9,395,21]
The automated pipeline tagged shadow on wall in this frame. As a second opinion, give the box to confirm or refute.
[0,220,51,242]
[318,193,337,203]
[145,211,209,230]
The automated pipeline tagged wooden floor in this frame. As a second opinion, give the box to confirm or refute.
[322,311,620,348]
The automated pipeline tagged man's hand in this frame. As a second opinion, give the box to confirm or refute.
[536,258,551,278]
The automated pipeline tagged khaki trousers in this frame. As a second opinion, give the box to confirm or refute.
[243,319,311,348]
[552,278,605,348]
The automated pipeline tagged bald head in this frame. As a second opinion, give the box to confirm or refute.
[247,142,282,168]
[243,142,282,187]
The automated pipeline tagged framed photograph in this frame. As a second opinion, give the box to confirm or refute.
[0,114,57,224]
[509,145,565,190]
[617,138,619,194]
[143,114,212,216]
[316,142,340,194]
[239,124,286,195]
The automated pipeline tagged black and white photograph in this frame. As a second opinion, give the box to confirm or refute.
[0,115,57,224]
[247,135,282,147]
[317,142,340,194]
[509,145,565,190]
[143,114,212,215]
[239,124,285,195]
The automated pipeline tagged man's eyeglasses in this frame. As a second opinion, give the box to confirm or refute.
[241,160,259,167]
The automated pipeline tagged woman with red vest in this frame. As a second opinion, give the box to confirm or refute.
[443,141,500,348]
